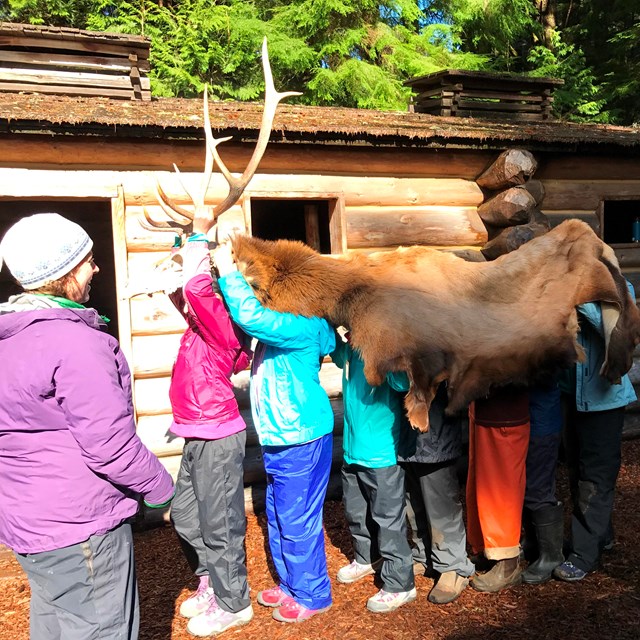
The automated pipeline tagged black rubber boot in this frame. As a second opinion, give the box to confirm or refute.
[520,508,537,563]
[522,502,564,585]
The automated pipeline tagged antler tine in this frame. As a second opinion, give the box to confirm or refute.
[206,37,302,220]
[198,88,232,208]
[141,206,188,231]
[154,180,195,226]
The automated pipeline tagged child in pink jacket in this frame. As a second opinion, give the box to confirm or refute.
[167,231,253,638]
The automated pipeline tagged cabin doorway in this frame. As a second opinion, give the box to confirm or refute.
[0,200,119,336]
[248,197,345,254]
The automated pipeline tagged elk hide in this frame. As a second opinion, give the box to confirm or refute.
[230,220,640,431]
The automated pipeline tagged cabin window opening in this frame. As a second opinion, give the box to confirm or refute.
[0,200,119,336]
[601,199,640,245]
[249,198,342,254]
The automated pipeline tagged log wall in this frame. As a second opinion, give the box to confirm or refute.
[0,146,487,512]
[3,143,640,511]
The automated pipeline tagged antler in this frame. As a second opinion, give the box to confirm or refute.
[144,37,301,235]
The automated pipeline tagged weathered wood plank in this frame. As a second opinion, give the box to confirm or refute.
[0,139,493,179]
[345,206,486,248]
[130,293,186,336]
[0,35,149,59]
[536,156,640,181]
[541,180,640,211]
[543,210,600,233]
[0,168,120,198]
[0,49,150,72]
[0,66,150,89]
[0,81,140,99]
[123,175,484,208]
[111,187,135,382]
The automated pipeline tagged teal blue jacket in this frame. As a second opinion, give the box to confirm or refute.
[332,338,409,468]
[218,271,335,447]
[560,282,637,412]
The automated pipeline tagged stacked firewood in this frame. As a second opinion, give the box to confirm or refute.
[475,149,550,260]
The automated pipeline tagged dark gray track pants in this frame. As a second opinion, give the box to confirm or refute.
[342,463,414,593]
[16,522,139,640]
[403,460,474,577]
[170,432,250,613]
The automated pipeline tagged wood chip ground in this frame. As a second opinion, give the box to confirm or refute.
[2,440,640,639]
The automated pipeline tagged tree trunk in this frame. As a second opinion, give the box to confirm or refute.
[535,0,558,49]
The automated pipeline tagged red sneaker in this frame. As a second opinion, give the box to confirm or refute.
[256,585,288,608]
[272,597,331,623]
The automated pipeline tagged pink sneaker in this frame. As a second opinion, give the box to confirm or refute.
[179,575,216,619]
[256,585,289,608]
[272,597,331,623]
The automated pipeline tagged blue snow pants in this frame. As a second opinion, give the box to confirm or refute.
[262,433,333,610]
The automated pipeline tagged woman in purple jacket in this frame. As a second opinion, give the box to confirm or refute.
[0,213,175,640]
[165,228,253,638]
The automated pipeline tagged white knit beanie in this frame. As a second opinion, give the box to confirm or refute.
[0,213,93,290]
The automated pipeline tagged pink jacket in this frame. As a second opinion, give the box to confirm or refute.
[169,240,251,439]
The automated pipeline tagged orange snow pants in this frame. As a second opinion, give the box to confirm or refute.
[466,387,530,561]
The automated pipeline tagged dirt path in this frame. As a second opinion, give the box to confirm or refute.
[2,441,640,640]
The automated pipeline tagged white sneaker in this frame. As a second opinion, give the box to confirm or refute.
[187,603,254,637]
[337,560,380,584]
[366,587,417,613]
[180,576,216,619]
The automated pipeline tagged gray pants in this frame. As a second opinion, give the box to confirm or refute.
[402,460,474,578]
[342,463,414,592]
[16,522,139,640]
[170,433,250,613]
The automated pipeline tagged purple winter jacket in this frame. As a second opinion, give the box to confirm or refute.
[0,300,175,553]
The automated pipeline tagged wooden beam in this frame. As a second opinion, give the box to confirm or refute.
[0,50,150,72]
[0,35,149,59]
[0,138,493,179]
[111,187,135,406]
[541,180,640,211]
[123,175,485,208]
[346,205,487,248]
[0,66,150,90]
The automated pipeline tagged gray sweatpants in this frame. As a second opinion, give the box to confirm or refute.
[170,432,250,613]
[402,460,475,578]
[342,463,414,593]
[16,522,139,640]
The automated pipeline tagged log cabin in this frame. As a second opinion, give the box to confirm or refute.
[1,25,640,515]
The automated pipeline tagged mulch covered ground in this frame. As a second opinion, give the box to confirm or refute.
[2,440,640,640]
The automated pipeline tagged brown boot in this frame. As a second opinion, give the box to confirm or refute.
[471,557,522,593]
[428,571,470,604]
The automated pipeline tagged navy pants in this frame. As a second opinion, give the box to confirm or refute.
[525,384,563,511]
[262,433,333,610]
[16,522,138,640]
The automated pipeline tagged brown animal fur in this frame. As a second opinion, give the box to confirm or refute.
[230,220,640,431]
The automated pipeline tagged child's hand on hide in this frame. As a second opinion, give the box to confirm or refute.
[212,242,237,276]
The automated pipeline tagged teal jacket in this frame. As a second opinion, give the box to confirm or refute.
[218,271,335,447]
[560,283,637,412]
[332,338,409,468]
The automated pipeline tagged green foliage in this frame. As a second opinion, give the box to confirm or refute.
[1,0,639,123]
[527,33,607,122]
